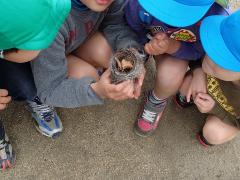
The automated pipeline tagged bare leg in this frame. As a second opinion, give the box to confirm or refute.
[73,32,112,69]
[154,54,188,99]
[203,115,239,145]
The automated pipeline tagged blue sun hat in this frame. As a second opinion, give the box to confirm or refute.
[200,10,240,72]
[138,0,214,27]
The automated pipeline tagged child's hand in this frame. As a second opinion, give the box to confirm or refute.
[144,32,181,55]
[91,69,135,100]
[133,67,146,99]
[186,68,207,102]
[194,93,215,113]
[0,89,11,110]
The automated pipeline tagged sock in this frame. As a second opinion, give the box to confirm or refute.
[148,90,167,107]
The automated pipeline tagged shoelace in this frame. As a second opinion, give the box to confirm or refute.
[142,109,157,123]
[29,103,54,122]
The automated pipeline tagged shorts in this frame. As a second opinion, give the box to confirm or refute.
[208,103,240,129]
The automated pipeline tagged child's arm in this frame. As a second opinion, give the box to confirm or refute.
[99,0,142,51]
[0,89,11,110]
[145,32,204,61]
[31,34,104,108]
[186,67,207,102]
[124,0,149,45]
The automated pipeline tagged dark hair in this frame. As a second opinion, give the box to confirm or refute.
[4,48,18,54]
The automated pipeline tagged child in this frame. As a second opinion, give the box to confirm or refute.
[0,0,70,170]
[124,0,229,137]
[31,1,145,109]
[178,10,240,147]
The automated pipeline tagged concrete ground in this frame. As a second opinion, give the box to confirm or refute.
[1,2,240,179]
[1,59,240,180]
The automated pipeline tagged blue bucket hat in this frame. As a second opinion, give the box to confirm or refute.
[138,0,214,27]
[200,10,240,72]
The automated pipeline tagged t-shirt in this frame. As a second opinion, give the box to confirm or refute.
[207,75,240,127]
[125,1,228,61]
[31,0,140,108]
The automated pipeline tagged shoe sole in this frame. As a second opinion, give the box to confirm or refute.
[133,123,155,137]
[196,133,210,148]
[134,104,167,138]
[172,96,184,110]
[33,121,62,139]
[0,151,16,170]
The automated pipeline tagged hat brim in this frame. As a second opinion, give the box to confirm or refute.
[17,0,70,50]
[200,15,240,72]
[138,0,213,27]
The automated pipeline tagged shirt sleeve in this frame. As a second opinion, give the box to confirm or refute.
[124,0,149,45]
[171,40,205,61]
[172,3,229,61]
[100,0,142,52]
[31,33,104,108]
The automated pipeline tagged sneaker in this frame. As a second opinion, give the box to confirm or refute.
[196,131,213,148]
[173,92,194,110]
[27,97,62,139]
[134,92,167,137]
[0,121,15,171]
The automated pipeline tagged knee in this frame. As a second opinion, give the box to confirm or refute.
[156,66,185,89]
[203,122,224,144]
[179,73,193,96]
[68,55,99,81]
[76,32,112,68]
[155,56,188,88]
[203,116,239,144]
[93,34,112,60]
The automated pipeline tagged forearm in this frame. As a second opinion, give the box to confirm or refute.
[37,77,103,108]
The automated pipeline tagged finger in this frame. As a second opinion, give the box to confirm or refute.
[197,93,211,101]
[144,44,151,54]
[113,80,132,93]
[137,73,145,86]
[134,77,144,99]
[186,88,192,103]
[6,160,12,168]
[192,90,197,100]
[0,103,7,110]
[1,162,6,171]
[134,85,141,99]
[152,39,161,50]
[155,32,167,40]
[101,68,112,84]
[122,81,135,98]
[0,89,8,97]
[148,41,159,55]
[194,96,206,108]
[110,91,133,100]
[158,39,168,48]
[144,43,155,55]
[102,68,111,77]
[0,96,11,104]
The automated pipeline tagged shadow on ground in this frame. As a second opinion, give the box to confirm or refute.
[1,60,240,180]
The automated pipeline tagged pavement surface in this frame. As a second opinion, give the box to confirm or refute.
[1,2,240,180]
